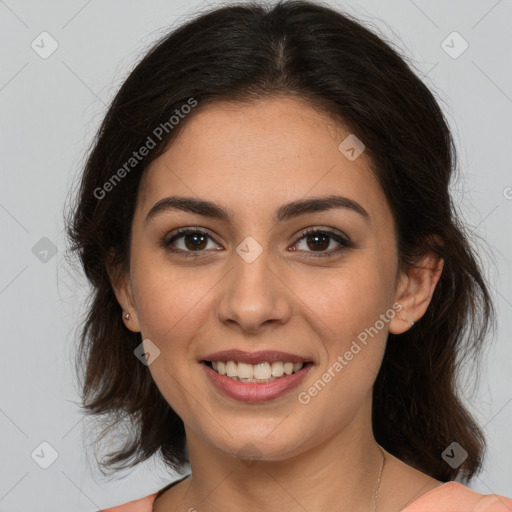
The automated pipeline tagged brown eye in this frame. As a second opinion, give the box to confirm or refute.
[161,228,222,256]
[181,232,208,251]
[292,228,352,258]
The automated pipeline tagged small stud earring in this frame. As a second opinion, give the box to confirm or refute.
[123,312,130,321]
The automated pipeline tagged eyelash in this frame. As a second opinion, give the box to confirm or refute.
[161,227,352,259]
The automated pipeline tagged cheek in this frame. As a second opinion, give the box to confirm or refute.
[293,260,395,402]
[302,264,394,340]
[131,265,214,426]
[132,258,214,343]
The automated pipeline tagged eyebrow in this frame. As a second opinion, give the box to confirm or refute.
[144,194,369,225]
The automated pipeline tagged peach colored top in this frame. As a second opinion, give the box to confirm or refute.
[100,480,512,511]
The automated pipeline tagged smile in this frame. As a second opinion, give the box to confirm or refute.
[201,361,314,403]
[205,360,305,383]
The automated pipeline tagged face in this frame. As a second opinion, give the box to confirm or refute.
[113,96,434,463]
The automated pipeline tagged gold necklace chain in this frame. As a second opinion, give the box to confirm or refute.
[373,445,386,511]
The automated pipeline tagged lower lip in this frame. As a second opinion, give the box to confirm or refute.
[201,362,313,402]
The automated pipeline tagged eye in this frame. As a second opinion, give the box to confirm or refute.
[161,227,222,257]
[161,226,352,259]
[291,227,352,258]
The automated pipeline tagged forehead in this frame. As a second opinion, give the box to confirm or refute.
[138,96,389,225]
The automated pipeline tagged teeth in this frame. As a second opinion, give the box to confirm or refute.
[254,362,271,379]
[226,361,237,377]
[237,362,254,379]
[208,360,305,381]
[271,361,284,377]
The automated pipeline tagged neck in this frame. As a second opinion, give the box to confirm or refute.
[183,420,385,512]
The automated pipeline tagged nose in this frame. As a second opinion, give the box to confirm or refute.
[216,245,293,334]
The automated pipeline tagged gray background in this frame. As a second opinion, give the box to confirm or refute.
[0,0,511,510]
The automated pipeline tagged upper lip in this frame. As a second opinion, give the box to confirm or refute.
[201,350,311,365]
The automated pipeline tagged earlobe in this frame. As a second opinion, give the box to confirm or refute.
[389,253,444,335]
[121,308,141,333]
[106,259,142,333]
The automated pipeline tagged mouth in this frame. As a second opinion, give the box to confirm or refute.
[202,359,314,383]
[199,350,314,402]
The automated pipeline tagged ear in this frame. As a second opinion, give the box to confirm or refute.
[389,251,444,335]
[106,255,141,333]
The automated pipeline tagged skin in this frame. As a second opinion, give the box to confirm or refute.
[110,96,444,511]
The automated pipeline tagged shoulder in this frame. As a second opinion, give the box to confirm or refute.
[99,474,190,511]
[403,481,512,512]
[99,491,157,511]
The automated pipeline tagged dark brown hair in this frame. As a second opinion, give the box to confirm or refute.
[66,0,494,482]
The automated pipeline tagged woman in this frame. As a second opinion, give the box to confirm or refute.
[66,1,512,510]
